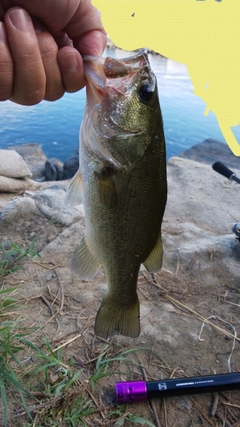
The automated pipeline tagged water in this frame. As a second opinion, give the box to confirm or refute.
[0,49,239,162]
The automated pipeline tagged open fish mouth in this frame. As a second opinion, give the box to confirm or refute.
[83,49,151,101]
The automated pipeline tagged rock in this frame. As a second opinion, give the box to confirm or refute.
[0,193,18,211]
[178,138,240,169]
[165,156,240,235]
[33,186,85,226]
[162,156,240,283]
[9,143,47,180]
[45,158,64,181]
[0,197,41,226]
[63,149,79,179]
[0,175,70,198]
[0,149,32,178]
[39,220,85,264]
[0,176,37,193]
[3,140,240,407]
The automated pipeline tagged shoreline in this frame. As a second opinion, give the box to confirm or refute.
[1,137,237,184]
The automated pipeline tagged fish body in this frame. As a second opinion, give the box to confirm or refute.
[66,49,167,338]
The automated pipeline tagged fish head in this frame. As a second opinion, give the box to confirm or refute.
[82,49,163,166]
[84,49,159,132]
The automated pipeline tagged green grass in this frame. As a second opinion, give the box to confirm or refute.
[0,242,155,426]
[108,406,156,426]
[0,286,154,427]
[0,288,37,426]
[0,239,41,277]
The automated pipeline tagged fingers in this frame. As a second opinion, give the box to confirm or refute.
[0,22,13,101]
[66,3,107,56]
[57,46,85,93]
[6,0,107,55]
[2,7,80,104]
[4,7,46,105]
[32,18,65,101]
[0,1,107,105]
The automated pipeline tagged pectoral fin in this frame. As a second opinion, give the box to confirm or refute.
[65,170,83,206]
[71,235,101,280]
[95,167,118,208]
[143,234,163,273]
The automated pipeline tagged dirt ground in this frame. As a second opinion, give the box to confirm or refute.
[1,201,240,427]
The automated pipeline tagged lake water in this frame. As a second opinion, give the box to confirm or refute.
[0,48,239,162]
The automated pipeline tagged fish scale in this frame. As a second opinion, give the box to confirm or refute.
[65,49,167,338]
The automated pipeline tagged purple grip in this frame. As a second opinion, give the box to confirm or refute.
[116,381,147,404]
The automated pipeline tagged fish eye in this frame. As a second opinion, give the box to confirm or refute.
[138,83,154,104]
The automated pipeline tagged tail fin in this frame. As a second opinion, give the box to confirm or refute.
[94,297,140,338]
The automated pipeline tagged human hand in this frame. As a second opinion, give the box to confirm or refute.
[0,0,107,105]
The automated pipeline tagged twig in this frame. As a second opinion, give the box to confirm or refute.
[222,402,240,409]
[216,414,233,427]
[224,405,239,424]
[138,286,159,305]
[186,257,197,271]
[161,267,175,275]
[76,312,81,331]
[175,255,180,275]
[210,392,219,417]
[33,414,38,427]
[225,300,240,308]
[198,315,237,372]
[40,295,54,316]
[90,333,110,344]
[163,399,168,427]
[54,270,64,313]
[84,345,109,365]
[52,333,82,352]
[169,367,178,379]
[165,294,240,342]
[32,261,62,270]
[58,279,64,312]
[149,337,158,365]
[87,389,105,419]
[191,398,216,426]
[47,283,61,307]
[139,362,161,427]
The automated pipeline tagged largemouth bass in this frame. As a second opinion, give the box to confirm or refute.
[66,49,167,338]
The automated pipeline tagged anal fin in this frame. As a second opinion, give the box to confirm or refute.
[143,234,163,273]
[94,297,140,338]
[71,235,101,280]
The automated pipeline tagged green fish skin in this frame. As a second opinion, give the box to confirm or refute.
[66,49,167,338]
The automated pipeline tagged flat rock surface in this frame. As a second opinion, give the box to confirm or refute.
[0,149,32,178]
[1,141,240,425]
[9,143,47,179]
[178,138,240,169]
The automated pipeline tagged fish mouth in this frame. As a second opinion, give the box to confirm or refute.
[83,49,150,102]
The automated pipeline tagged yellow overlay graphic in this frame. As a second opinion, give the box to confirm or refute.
[93,0,240,156]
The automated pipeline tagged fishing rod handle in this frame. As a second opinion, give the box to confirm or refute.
[212,161,235,180]
[116,372,240,404]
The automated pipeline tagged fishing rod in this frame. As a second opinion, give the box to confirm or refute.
[212,161,240,184]
[114,161,240,404]
[116,372,240,404]
[212,161,240,240]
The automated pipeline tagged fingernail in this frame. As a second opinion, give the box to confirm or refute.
[9,8,32,32]
[64,53,79,72]
[0,22,7,42]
